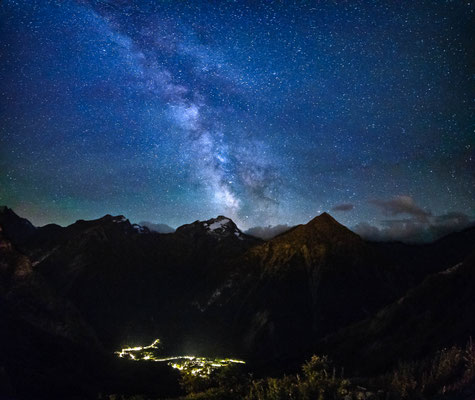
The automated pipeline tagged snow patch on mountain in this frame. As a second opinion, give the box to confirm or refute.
[209,218,230,231]
[132,224,148,234]
[201,216,245,240]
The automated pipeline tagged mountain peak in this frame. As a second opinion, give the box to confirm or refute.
[0,205,18,218]
[305,212,349,230]
[70,214,150,235]
[308,212,338,225]
[176,215,246,240]
[100,214,128,223]
[304,212,357,238]
[205,215,233,228]
[266,211,358,247]
[200,216,242,239]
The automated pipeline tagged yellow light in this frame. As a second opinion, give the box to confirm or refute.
[114,338,245,377]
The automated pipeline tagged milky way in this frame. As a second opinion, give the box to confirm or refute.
[0,1,473,239]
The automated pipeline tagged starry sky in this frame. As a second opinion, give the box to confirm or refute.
[0,0,474,241]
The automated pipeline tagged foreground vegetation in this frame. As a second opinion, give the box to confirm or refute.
[102,339,475,400]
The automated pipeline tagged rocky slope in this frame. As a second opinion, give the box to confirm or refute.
[211,213,404,360]
[0,223,103,398]
[320,249,475,375]
[0,208,260,353]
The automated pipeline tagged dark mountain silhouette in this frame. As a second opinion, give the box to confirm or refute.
[0,205,474,398]
[214,213,404,360]
[0,223,103,398]
[320,249,475,376]
[370,226,475,289]
[0,223,99,347]
[0,209,260,354]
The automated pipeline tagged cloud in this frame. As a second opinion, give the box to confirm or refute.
[353,222,382,240]
[370,195,432,221]
[138,221,175,234]
[353,211,474,243]
[431,212,472,238]
[355,196,473,242]
[331,203,354,212]
[245,224,293,240]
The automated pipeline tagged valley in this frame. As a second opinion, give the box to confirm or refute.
[115,338,245,377]
[0,206,474,399]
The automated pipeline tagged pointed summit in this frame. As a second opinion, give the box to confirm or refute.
[307,211,355,234]
[268,212,358,247]
[176,215,245,240]
[307,211,339,225]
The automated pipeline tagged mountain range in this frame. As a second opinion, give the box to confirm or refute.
[0,205,474,398]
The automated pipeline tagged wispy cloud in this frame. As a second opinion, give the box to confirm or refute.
[331,203,354,212]
[370,195,431,222]
[245,224,293,240]
[138,221,175,234]
[355,195,473,242]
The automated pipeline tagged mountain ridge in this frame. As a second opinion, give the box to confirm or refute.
[1,205,474,378]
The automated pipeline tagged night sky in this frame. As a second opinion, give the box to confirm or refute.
[1,0,474,241]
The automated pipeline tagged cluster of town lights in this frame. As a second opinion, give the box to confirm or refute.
[115,338,245,377]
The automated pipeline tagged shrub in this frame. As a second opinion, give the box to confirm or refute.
[381,339,475,399]
[245,355,351,400]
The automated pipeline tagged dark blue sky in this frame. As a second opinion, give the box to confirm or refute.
[0,0,473,241]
